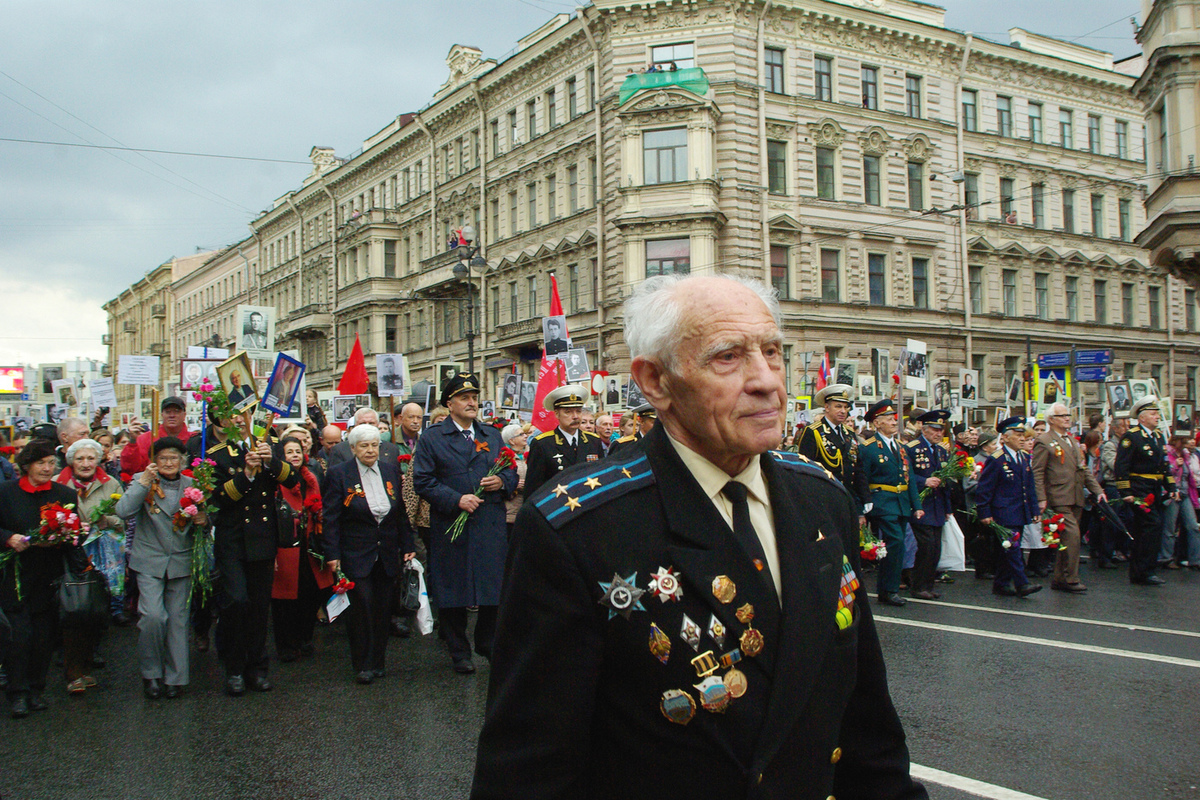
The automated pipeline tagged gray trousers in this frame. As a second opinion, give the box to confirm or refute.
[137,573,191,685]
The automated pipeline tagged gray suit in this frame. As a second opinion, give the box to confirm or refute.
[116,475,197,686]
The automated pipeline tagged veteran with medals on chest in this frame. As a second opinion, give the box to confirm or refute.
[473,274,926,800]
[794,383,867,512]
[523,385,606,499]
[1115,396,1177,586]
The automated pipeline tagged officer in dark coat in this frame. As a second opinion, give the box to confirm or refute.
[523,384,605,498]
[1114,395,1176,586]
[210,431,299,695]
[906,410,953,600]
[794,383,866,510]
[473,274,925,800]
[856,399,923,607]
[975,417,1042,597]
[412,373,519,674]
[607,403,656,457]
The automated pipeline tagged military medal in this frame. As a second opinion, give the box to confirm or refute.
[735,603,754,624]
[660,689,696,725]
[740,627,764,657]
[707,614,726,648]
[711,575,736,604]
[723,668,748,698]
[718,649,742,669]
[680,614,701,651]
[597,573,646,620]
[693,676,731,713]
[648,566,683,603]
[648,623,671,664]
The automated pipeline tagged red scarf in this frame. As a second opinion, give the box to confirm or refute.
[19,476,53,493]
[54,466,111,494]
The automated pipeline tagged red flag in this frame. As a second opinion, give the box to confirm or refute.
[532,275,568,432]
[815,352,830,392]
[338,335,370,394]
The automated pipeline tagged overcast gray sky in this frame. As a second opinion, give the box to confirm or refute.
[0,0,1141,366]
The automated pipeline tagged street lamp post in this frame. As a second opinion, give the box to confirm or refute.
[452,225,489,375]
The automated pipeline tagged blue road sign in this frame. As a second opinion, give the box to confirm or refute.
[1037,352,1071,368]
[1074,349,1114,366]
[1075,365,1110,382]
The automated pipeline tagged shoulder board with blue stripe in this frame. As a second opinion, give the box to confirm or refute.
[768,450,842,486]
[532,454,656,530]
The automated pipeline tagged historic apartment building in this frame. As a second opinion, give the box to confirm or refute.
[107,0,1200,414]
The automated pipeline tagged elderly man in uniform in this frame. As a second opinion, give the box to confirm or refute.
[607,402,656,457]
[857,399,924,607]
[1115,396,1176,586]
[1032,402,1105,593]
[413,374,519,673]
[524,385,605,499]
[906,410,952,600]
[975,417,1043,597]
[473,274,926,800]
[794,383,866,513]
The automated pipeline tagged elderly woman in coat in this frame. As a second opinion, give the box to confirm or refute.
[115,437,205,699]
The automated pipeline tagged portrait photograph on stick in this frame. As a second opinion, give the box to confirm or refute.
[181,358,221,390]
[542,315,570,358]
[564,348,590,382]
[376,353,408,397]
[235,304,276,358]
[603,373,625,411]
[216,351,259,412]
[436,362,462,391]
[1106,379,1132,416]
[261,353,306,416]
[500,373,521,410]
[958,367,979,407]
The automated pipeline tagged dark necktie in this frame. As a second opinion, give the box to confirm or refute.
[721,482,774,593]
[462,429,473,442]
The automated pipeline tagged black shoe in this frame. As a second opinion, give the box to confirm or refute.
[453,657,476,674]
[164,685,182,699]
[225,675,246,696]
[247,676,273,692]
[10,696,29,718]
[1097,560,1118,570]
[390,618,412,638]
[371,668,386,679]
[1017,583,1043,597]
[28,692,47,712]
[1133,575,1167,586]
[877,592,907,607]
[90,654,106,669]
[143,678,163,700]
[112,611,131,626]
[910,590,938,600]
[993,585,1017,596]
[355,670,374,685]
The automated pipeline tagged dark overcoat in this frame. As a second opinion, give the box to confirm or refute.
[210,440,299,562]
[322,458,414,580]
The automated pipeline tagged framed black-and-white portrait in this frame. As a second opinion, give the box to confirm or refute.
[376,354,409,397]
[542,316,570,358]
[217,351,259,413]
[834,359,856,388]
[519,381,537,412]
[603,374,625,411]
[959,368,979,408]
[436,363,462,393]
[1106,379,1132,417]
[235,305,275,359]
[564,348,590,382]
[500,373,521,409]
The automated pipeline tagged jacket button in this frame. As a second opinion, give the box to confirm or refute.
[831,747,842,764]
[263,516,268,522]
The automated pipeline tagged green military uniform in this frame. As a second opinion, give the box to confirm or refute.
[856,400,921,604]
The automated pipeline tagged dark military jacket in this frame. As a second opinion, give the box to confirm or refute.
[523,427,605,499]
[210,438,299,562]
[794,418,865,509]
[606,432,641,458]
[907,437,953,527]
[1114,424,1175,501]
[473,424,927,800]
[857,435,922,520]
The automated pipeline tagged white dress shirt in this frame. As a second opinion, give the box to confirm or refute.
[357,459,391,523]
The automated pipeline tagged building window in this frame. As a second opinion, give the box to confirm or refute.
[1095,279,1108,323]
[1122,282,1135,325]
[646,238,690,277]
[869,253,887,306]
[443,305,454,344]
[1119,199,1131,241]
[1189,366,1198,401]
[1000,177,1014,218]
[1149,286,1162,329]
[1091,194,1105,238]
[491,286,499,325]
[997,95,1012,137]
[1003,269,1018,316]
[491,199,499,238]
[1059,108,1073,148]
[589,158,597,206]
[770,245,790,298]
[1005,356,1020,392]
[1187,288,1197,331]
[1035,272,1049,319]
[567,77,578,119]
[814,56,832,101]
[964,172,979,216]
[1116,120,1129,159]
[384,241,396,277]
[508,109,518,146]
[820,249,840,301]
[527,99,538,138]
[509,281,518,322]
[765,47,785,94]
[907,161,923,211]
[767,140,787,194]
[1151,364,1163,389]
[508,190,518,236]
[547,175,557,221]
[643,127,687,185]
[912,257,929,309]
[1062,189,1075,233]
[961,89,977,131]
[527,182,537,227]
[905,75,922,118]
[587,66,596,109]
[1029,102,1043,143]
[527,275,538,313]
[1088,114,1101,153]
[651,42,694,70]
[816,147,836,199]
[969,265,983,313]
[1123,362,1137,380]
[1031,182,1045,228]
[863,156,881,205]
[1066,276,1079,322]
[568,166,579,214]
[568,264,579,313]
[546,89,557,129]
[862,66,878,110]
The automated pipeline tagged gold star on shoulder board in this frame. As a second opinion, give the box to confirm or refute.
[621,468,632,478]
[553,484,569,497]
[565,496,582,511]
[584,476,602,490]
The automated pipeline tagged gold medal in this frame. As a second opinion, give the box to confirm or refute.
[740,627,764,657]
[723,667,748,698]
[648,623,671,665]
[659,689,696,725]
[735,603,755,624]
[711,575,736,604]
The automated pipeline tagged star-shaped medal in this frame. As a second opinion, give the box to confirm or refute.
[552,484,568,497]
[565,496,582,511]
[597,573,645,620]
[584,476,602,490]
[648,566,683,603]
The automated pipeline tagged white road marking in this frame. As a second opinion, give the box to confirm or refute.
[875,616,1200,669]
[911,763,1051,800]
[905,597,1200,639]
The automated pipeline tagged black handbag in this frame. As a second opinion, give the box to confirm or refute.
[399,563,421,612]
[57,561,111,630]
[276,493,300,548]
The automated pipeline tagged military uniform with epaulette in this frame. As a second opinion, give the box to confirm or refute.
[794,417,865,509]
[523,428,606,499]
[1114,405,1175,585]
[210,436,299,692]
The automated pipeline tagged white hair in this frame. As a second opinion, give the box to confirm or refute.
[1048,402,1071,418]
[353,407,379,426]
[623,273,781,373]
[501,424,525,445]
[66,438,104,462]
[58,417,87,435]
[346,423,381,446]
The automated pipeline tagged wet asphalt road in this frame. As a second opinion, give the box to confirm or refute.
[1,562,1197,800]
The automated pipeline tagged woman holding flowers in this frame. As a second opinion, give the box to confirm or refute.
[0,438,90,718]
[114,437,205,699]
[322,424,414,684]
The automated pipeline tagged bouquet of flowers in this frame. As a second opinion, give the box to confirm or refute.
[859,522,888,561]
[919,447,975,500]
[172,486,206,531]
[332,570,356,594]
[0,502,89,600]
[184,380,241,441]
[1041,513,1066,550]
[1128,493,1155,513]
[186,457,218,604]
[82,492,125,547]
[445,446,518,542]
[397,454,413,465]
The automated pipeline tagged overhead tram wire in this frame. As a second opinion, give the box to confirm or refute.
[0,137,310,165]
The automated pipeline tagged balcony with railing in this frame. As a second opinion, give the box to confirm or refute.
[618,67,710,106]
[148,342,169,356]
[123,321,137,333]
[280,303,333,339]
[151,304,166,318]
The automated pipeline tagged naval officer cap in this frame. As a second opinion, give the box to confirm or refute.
[632,402,657,419]
[815,383,855,406]
[996,416,1027,435]
[916,409,951,427]
[1132,395,1161,417]
[440,372,481,407]
[864,398,897,423]
[543,384,589,411]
